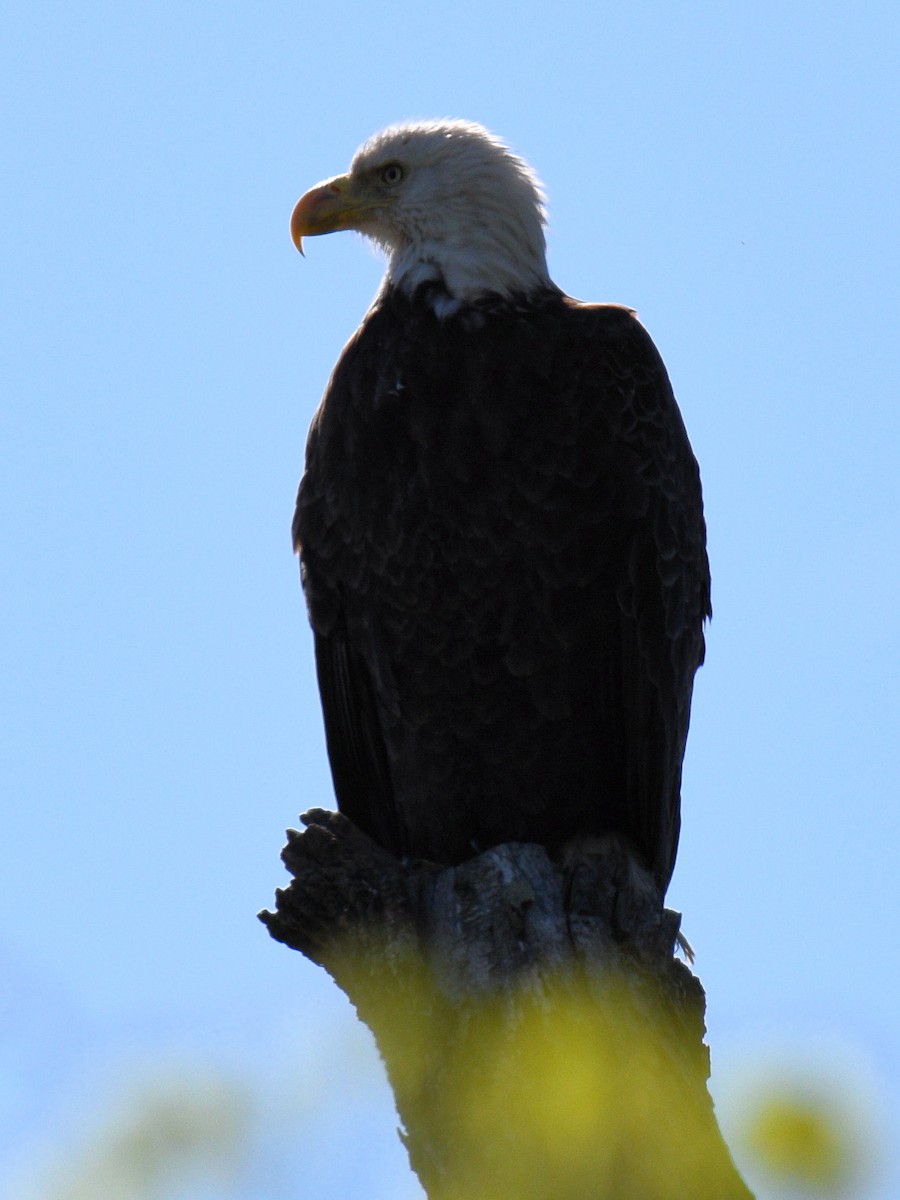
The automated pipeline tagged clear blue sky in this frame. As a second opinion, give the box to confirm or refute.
[2,1,898,1196]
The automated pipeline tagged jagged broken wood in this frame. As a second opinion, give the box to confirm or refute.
[260,808,754,1200]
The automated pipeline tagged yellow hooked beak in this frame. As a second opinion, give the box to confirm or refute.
[290,173,382,255]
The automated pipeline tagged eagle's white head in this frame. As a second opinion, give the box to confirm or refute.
[291,120,551,309]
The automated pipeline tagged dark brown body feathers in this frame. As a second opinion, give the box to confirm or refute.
[294,285,710,893]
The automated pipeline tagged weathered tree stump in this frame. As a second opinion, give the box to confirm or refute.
[261,808,753,1200]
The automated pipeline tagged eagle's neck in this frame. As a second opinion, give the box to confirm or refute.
[377,208,552,314]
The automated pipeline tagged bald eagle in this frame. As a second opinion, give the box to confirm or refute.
[290,120,710,896]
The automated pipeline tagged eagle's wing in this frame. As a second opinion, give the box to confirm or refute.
[576,302,710,887]
[311,621,401,854]
[293,318,406,855]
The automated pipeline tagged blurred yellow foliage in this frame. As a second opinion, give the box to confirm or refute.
[739,1081,878,1197]
[747,1094,846,1185]
[350,965,752,1200]
[22,1072,251,1200]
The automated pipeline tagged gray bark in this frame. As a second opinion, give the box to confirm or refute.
[260,808,753,1200]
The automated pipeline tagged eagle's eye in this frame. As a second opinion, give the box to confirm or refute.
[380,163,404,186]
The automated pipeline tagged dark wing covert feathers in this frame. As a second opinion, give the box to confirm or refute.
[294,286,710,891]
